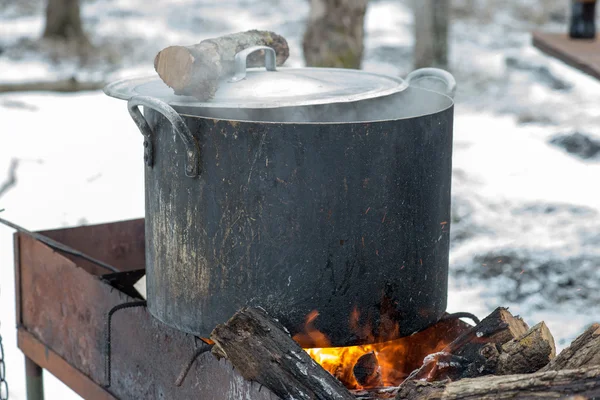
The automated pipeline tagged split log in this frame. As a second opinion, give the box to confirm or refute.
[444,307,529,353]
[210,307,354,400]
[154,30,289,101]
[496,322,556,375]
[396,366,600,400]
[406,307,529,381]
[541,323,600,372]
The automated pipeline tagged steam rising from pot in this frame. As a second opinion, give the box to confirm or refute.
[175,86,453,124]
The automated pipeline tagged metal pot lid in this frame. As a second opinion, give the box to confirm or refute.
[104,46,408,109]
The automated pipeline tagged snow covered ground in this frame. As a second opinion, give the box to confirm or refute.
[1,0,600,398]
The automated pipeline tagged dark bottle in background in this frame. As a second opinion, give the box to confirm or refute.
[569,0,597,39]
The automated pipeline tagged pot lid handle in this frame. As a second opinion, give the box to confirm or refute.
[406,68,457,99]
[229,46,277,83]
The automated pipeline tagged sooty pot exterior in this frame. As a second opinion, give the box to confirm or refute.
[137,93,454,346]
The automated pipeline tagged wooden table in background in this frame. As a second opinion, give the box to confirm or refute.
[532,32,600,81]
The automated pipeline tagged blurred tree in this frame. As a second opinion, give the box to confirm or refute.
[413,0,449,69]
[303,0,369,69]
[42,0,89,44]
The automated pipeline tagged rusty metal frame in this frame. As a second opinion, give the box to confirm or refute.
[18,330,115,400]
[13,219,279,400]
[13,225,119,400]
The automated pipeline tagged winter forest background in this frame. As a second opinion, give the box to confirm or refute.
[1,0,600,398]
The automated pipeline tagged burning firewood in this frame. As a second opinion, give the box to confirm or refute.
[403,309,556,383]
[296,313,472,390]
[209,307,355,400]
[408,351,472,382]
[154,30,289,100]
[396,321,600,400]
[404,307,530,382]
[353,352,384,388]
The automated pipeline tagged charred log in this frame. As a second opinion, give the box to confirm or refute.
[210,307,354,400]
[396,366,600,400]
[541,323,600,371]
[409,351,473,382]
[444,307,529,355]
[154,30,289,100]
[353,352,384,388]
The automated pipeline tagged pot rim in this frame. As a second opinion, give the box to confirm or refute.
[103,67,409,110]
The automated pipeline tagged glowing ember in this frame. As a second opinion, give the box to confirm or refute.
[292,309,458,390]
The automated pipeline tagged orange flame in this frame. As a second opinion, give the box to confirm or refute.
[293,308,459,390]
[292,310,331,348]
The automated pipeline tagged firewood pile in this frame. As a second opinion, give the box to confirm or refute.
[209,307,600,400]
[395,308,600,400]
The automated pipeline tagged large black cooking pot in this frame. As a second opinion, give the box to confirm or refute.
[105,46,456,346]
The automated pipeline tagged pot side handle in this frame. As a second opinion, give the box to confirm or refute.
[406,68,457,99]
[127,95,200,178]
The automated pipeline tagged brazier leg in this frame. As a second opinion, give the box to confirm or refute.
[25,356,44,400]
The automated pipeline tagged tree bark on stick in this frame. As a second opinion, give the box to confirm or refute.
[42,0,89,43]
[413,0,449,69]
[210,307,355,400]
[302,0,369,69]
[396,367,600,400]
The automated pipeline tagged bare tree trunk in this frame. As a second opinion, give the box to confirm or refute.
[413,0,449,69]
[42,0,89,43]
[302,0,369,69]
